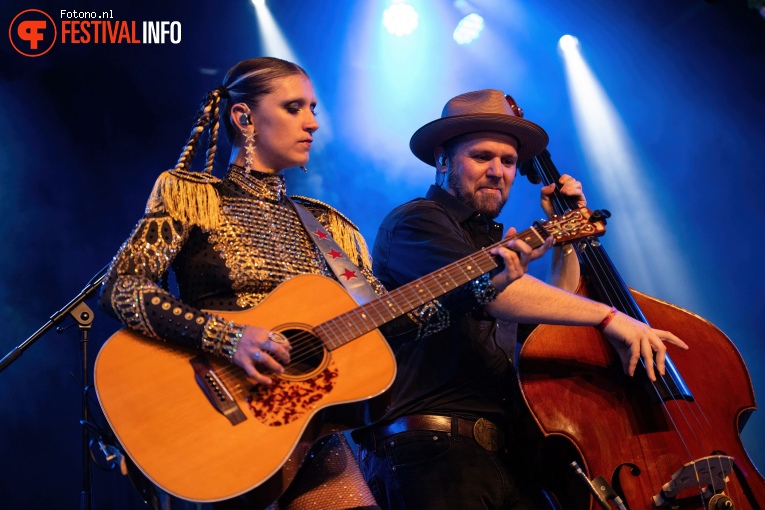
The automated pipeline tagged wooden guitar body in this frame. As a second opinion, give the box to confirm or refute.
[95,274,396,503]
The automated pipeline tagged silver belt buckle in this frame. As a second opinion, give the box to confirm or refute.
[473,418,504,452]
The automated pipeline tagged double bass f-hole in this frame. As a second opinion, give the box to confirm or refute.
[508,93,765,509]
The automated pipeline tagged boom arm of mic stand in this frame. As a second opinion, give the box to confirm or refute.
[0,264,110,373]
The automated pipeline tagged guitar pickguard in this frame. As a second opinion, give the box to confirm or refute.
[246,360,339,426]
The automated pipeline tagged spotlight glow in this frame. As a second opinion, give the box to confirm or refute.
[558,34,579,52]
[560,39,694,304]
[453,13,484,45]
[383,2,419,36]
[250,0,297,61]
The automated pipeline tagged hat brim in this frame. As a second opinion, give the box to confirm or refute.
[409,114,549,166]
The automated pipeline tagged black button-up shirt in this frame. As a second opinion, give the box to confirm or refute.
[372,185,519,425]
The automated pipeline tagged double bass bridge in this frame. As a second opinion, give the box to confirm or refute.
[652,454,735,506]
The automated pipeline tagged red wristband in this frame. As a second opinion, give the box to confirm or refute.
[595,306,618,331]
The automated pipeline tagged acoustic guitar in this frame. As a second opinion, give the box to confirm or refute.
[94,207,606,504]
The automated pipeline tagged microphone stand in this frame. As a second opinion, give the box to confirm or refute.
[0,264,110,510]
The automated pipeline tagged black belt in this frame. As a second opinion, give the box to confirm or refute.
[354,414,505,452]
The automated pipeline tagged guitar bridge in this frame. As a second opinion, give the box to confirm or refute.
[190,355,247,426]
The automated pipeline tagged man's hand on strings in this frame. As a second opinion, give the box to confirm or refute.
[600,311,689,381]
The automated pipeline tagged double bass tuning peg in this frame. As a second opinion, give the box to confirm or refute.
[708,494,735,509]
[589,209,612,225]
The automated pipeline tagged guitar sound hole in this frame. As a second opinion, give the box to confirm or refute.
[281,328,327,379]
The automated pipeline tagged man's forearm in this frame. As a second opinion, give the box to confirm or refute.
[485,273,609,325]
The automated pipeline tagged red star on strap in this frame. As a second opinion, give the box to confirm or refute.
[314,229,328,240]
[327,249,343,259]
[340,269,357,280]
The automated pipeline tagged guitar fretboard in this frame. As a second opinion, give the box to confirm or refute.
[315,225,549,349]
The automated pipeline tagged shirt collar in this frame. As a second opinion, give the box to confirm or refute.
[425,185,504,239]
[226,164,286,202]
[425,185,480,224]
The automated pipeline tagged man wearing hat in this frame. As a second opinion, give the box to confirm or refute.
[352,90,687,509]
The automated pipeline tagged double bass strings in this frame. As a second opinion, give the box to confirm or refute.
[531,153,733,504]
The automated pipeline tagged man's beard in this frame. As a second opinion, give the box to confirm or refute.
[448,170,507,220]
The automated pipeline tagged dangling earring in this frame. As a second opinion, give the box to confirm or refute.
[300,165,308,172]
[243,130,257,172]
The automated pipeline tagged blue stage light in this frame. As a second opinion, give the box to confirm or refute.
[558,34,579,52]
[383,1,419,36]
[453,13,484,45]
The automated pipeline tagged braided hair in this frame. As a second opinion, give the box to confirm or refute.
[172,87,225,175]
[172,57,309,175]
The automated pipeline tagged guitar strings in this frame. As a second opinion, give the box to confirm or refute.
[240,227,551,368]
[222,208,590,377]
[217,220,564,379]
[261,251,501,366]
[271,219,566,366]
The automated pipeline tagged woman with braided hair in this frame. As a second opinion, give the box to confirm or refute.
[99,57,541,509]
[100,56,381,509]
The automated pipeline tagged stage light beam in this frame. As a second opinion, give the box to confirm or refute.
[250,0,297,62]
[559,37,695,305]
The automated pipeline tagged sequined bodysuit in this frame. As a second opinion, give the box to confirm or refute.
[100,165,401,353]
[98,165,446,509]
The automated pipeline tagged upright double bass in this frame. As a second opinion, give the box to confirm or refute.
[511,96,765,510]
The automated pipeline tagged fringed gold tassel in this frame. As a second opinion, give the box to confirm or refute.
[352,228,373,271]
[146,170,222,231]
[326,211,373,271]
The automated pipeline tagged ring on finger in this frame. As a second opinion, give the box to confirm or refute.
[268,331,288,345]
[254,350,262,361]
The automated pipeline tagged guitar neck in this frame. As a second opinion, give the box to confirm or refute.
[316,224,549,350]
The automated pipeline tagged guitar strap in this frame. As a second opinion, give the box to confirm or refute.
[289,199,378,305]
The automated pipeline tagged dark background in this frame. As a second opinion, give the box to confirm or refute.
[1,0,764,508]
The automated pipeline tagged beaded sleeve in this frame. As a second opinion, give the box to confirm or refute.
[98,208,244,360]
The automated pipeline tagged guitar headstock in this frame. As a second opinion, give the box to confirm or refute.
[541,207,608,246]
